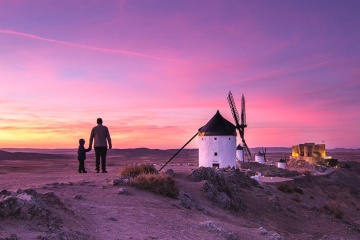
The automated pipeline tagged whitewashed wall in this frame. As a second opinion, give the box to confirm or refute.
[277,162,286,169]
[198,135,236,168]
[236,149,244,162]
[255,154,265,164]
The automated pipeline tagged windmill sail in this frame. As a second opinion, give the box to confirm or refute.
[228,91,252,161]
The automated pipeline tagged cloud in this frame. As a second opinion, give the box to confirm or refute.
[0,29,173,61]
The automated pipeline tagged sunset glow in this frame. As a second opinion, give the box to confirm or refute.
[1,1,359,149]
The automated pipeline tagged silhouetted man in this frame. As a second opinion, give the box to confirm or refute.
[89,118,112,173]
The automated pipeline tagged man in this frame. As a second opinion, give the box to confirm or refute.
[89,118,112,173]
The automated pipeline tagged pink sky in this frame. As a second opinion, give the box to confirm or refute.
[0,0,359,149]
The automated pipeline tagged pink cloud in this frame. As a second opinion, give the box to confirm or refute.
[0,29,173,61]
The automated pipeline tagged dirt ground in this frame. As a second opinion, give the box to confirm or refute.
[0,149,359,240]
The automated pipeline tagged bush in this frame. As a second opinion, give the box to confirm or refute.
[277,183,304,195]
[323,202,344,219]
[277,183,294,193]
[294,188,304,195]
[121,164,158,178]
[343,163,351,169]
[324,158,338,167]
[303,170,312,176]
[130,173,179,198]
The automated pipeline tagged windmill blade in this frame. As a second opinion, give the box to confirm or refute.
[241,94,247,127]
[227,91,240,128]
[242,138,252,160]
[262,147,266,162]
[228,91,252,161]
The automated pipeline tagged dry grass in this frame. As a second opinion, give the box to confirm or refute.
[277,182,304,194]
[323,201,344,219]
[277,182,294,193]
[130,173,179,198]
[121,164,178,198]
[121,164,158,178]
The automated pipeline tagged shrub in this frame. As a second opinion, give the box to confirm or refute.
[130,173,179,198]
[324,158,338,167]
[277,183,304,195]
[294,188,304,195]
[121,164,158,178]
[343,163,351,169]
[277,182,294,193]
[323,202,344,219]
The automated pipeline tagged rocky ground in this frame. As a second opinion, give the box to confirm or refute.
[0,150,359,240]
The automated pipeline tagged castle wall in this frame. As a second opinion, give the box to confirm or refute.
[291,143,327,164]
[292,143,326,157]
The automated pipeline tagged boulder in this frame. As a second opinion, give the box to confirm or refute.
[109,177,130,186]
[165,168,175,177]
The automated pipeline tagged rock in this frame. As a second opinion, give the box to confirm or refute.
[109,177,129,186]
[74,194,83,200]
[195,167,252,211]
[199,220,240,239]
[0,189,66,230]
[0,234,20,240]
[269,232,284,240]
[214,192,231,210]
[259,227,268,235]
[268,195,280,209]
[179,191,209,213]
[118,188,130,195]
[179,191,196,209]
[188,167,217,182]
[199,220,222,232]
[202,180,218,199]
[165,168,175,176]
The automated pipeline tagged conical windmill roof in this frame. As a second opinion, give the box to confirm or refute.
[236,144,244,150]
[198,110,236,136]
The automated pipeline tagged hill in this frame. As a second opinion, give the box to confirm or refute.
[0,151,359,239]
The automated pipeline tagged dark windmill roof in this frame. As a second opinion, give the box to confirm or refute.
[198,110,236,136]
[236,144,244,150]
[256,151,265,156]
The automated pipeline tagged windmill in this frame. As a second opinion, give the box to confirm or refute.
[227,91,252,161]
[262,147,267,162]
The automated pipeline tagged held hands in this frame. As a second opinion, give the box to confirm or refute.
[109,144,112,149]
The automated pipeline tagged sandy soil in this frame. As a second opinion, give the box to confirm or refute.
[0,149,359,240]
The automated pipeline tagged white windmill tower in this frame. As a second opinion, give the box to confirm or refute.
[198,110,237,168]
[255,148,267,164]
[236,144,244,162]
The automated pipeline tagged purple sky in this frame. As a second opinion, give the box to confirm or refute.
[0,0,359,149]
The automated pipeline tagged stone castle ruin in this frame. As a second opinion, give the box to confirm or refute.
[291,143,334,165]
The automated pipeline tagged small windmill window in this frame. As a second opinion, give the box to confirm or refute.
[214,152,218,156]
[214,137,217,140]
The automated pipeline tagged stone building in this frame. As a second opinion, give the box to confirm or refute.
[291,143,327,164]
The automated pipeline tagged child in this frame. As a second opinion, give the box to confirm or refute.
[77,139,91,173]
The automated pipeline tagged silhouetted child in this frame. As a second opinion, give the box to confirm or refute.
[77,139,91,173]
